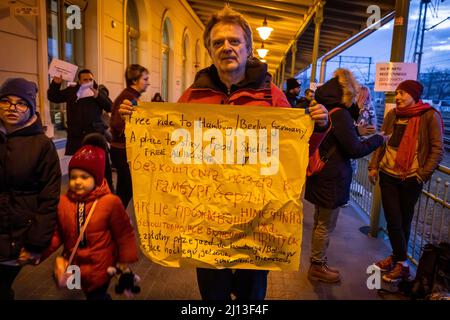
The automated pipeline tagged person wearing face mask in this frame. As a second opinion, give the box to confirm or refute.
[369,80,444,283]
[0,78,61,300]
[110,64,150,209]
[47,69,113,155]
[304,68,388,284]
[48,69,114,191]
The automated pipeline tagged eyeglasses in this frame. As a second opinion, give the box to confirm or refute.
[0,99,29,113]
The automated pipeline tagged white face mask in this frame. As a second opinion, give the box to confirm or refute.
[76,82,95,100]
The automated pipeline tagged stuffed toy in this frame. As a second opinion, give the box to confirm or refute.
[107,265,141,296]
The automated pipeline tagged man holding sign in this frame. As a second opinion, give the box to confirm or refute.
[120,6,329,300]
[48,69,113,155]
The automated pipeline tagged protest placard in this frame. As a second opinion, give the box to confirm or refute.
[48,58,78,82]
[125,102,313,271]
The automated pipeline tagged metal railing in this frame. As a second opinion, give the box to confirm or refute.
[409,165,450,265]
[350,158,450,266]
[350,156,374,217]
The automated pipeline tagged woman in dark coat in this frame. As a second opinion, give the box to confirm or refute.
[304,68,386,283]
[0,78,61,300]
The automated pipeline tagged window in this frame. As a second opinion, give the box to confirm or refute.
[161,19,171,102]
[47,0,85,139]
[127,0,139,66]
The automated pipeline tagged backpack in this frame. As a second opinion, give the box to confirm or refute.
[398,242,450,299]
[306,108,340,177]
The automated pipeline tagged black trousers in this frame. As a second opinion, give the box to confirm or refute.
[196,268,269,300]
[84,281,111,300]
[0,265,21,300]
[379,171,423,262]
[110,146,133,209]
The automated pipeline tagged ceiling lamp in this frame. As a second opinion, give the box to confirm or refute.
[260,59,267,63]
[256,42,269,59]
[257,16,273,41]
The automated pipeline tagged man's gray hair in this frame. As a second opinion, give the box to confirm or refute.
[203,6,253,57]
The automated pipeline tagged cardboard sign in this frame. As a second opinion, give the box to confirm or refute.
[125,102,314,271]
[48,58,78,82]
[374,62,418,92]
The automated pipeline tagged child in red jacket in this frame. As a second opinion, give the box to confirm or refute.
[44,134,138,300]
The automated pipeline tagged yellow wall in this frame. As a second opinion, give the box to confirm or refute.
[0,0,208,135]
[0,0,209,174]
[91,0,207,102]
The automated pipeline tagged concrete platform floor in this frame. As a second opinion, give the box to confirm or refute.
[12,197,402,300]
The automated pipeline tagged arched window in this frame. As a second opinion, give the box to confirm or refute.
[127,0,140,65]
[161,19,171,101]
[182,34,190,91]
[46,0,85,137]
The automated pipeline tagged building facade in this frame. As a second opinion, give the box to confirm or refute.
[0,0,209,172]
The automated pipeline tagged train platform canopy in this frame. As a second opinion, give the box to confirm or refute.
[186,0,396,75]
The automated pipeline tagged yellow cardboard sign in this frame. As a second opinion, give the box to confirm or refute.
[125,102,313,271]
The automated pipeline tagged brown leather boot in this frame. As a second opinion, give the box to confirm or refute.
[323,258,340,274]
[308,263,341,283]
[324,263,340,274]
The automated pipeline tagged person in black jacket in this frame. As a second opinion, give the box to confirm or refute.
[47,69,113,155]
[48,69,114,189]
[284,78,301,107]
[304,69,387,283]
[0,78,61,300]
[297,88,315,109]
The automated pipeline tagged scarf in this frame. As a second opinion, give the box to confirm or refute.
[393,101,441,178]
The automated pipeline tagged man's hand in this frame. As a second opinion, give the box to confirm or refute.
[52,75,63,84]
[309,102,329,128]
[119,99,135,120]
[17,248,41,266]
[357,125,376,136]
[368,169,378,185]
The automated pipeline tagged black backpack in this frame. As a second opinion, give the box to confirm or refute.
[398,242,450,299]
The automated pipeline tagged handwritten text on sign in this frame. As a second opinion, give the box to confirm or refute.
[125,102,313,271]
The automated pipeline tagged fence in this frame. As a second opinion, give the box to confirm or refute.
[350,158,450,266]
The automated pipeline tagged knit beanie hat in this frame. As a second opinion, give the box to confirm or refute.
[286,78,300,91]
[69,133,107,185]
[0,78,38,116]
[396,80,423,102]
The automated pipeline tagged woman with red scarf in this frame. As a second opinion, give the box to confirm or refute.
[368,80,444,283]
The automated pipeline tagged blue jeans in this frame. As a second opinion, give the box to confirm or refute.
[196,268,269,300]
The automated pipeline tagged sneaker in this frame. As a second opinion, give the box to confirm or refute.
[375,255,395,272]
[308,263,341,283]
[382,263,410,283]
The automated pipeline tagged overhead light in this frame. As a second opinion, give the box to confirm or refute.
[257,16,273,41]
[256,42,269,59]
[260,59,267,63]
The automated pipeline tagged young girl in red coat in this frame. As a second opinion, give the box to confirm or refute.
[44,134,138,300]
